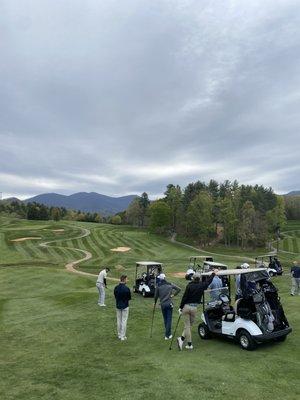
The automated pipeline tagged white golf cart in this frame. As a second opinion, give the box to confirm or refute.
[198,269,291,350]
[133,261,163,297]
[255,254,283,277]
[185,256,227,280]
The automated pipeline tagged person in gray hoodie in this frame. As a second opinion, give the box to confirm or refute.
[154,273,181,340]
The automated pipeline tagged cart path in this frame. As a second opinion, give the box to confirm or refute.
[39,225,118,281]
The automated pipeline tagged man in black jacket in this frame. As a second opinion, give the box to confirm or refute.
[114,275,131,341]
[177,271,216,350]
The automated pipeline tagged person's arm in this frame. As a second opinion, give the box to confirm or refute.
[114,285,118,299]
[171,283,181,297]
[202,273,216,291]
[104,278,107,287]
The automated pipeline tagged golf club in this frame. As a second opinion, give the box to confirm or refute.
[150,301,157,338]
[169,313,182,350]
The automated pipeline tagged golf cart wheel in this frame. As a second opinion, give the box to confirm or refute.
[142,289,147,298]
[198,323,211,340]
[238,329,257,351]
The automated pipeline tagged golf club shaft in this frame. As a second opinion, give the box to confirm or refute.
[169,313,181,350]
[150,302,156,338]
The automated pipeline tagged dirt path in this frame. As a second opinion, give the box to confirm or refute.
[39,226,96,276]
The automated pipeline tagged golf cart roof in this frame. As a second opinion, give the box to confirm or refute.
[203,261,228,268]
[201,268,267,276]
[256,253,277,259]
[136,261,162,267]
[190,256,213,260]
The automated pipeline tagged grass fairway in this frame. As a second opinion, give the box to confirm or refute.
[0,217,300,400]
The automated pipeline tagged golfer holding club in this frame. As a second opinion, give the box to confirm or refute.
[153,273,181,340]
[96,267,110,306]
[177,270,217,350]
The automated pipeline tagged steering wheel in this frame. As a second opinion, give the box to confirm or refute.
[219,294,229,304]
[141,272,147,280]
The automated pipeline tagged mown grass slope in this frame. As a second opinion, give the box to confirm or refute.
[0,217,299,400]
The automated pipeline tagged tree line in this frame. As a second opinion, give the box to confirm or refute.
[124,180,287,248]
[0,201,106,223]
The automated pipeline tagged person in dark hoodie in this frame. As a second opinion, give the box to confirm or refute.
[114,275,131,341]
[177,271,216,351]
[154,273,181,340]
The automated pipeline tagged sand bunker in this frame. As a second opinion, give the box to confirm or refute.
[52,229,65,232]
[11,237,42,242]
[110,247,131,252]
[171,272,186,278]
[115,265,126,271]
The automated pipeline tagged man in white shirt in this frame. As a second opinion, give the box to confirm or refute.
[96,267,110,306]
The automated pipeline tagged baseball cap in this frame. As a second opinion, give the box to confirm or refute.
[158,273,166,280]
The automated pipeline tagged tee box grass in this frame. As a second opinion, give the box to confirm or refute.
[0,217,299,400]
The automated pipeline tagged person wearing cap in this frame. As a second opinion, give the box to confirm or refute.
[154,273,181,340]
[96,267,110,306]
[177,271,216,350]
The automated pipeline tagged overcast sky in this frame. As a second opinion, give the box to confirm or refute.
[1,0,300,200]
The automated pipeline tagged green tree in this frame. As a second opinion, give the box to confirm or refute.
[164,184,182,231]
[186,192,214,245]
[139,192,150,227]
[111,215,122,225]
[219,195,237,246]
[126,198,143,226]
[149,201,171,233]
[266,196,287,233]
[238,201,256,248]
[50,207,61,221]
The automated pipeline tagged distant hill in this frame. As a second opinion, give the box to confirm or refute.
[23,192,137,215]
[285,191,300,196]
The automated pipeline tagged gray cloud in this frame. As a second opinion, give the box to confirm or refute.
[1,0,300,199]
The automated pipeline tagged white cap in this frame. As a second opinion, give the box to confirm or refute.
[241,263,250,269]
[158,273,166,280]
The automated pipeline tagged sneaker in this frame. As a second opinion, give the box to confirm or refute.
[120,337,127,341]
[177,337,183,351]
[164,335,172,340]
[99,304,106,307]
[185,344,193,350]
[290,294,294,296]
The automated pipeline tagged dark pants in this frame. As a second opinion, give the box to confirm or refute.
[161,304,173,337]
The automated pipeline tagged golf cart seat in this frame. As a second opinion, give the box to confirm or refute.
[235,298,253,319]
[222,311,236,322]
[234,298,242,314]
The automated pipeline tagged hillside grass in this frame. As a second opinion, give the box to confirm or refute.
[0,217,300,400]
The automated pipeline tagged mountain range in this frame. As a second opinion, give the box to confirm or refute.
[285,191,300,196]
[21,192,137,215]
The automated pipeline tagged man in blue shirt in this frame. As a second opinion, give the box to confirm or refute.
[114,275,132,340]
[208,273,223,301]
[291,261,300,296]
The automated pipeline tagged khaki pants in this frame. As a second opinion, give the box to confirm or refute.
[116,307,129,339]
[291,278,300,295]
[96,282,105,305]
[181,304,197,343]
